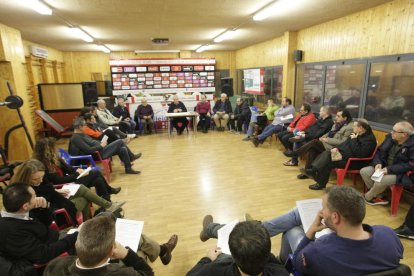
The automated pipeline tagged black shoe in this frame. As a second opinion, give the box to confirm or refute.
[283,150,298,158]
[131,153,142,161]
[252,138,260,147]
[309,183,325,190]
[109,187,121,195]
[297,173,309,179]
[125,168,141,174]
[395,225,414,240]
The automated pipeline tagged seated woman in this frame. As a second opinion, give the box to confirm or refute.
[33,137,121,202]
[195,94,211,133]
[168,95,188,135]
[11,159,125,222]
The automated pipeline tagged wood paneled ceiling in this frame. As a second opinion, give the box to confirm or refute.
[0,0,392,52]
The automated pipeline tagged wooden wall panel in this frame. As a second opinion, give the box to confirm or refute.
[235,36,285,69]
[297,0,414,62]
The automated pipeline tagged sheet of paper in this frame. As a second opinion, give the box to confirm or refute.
[371,170,384,182]
[62,183,81,198]
[101,135,109,144]
[76,166,92,179]
[296,198,323,233]
[115,218,144,252]
[119,115,123,121]
[217,219,239,255]
[281,113,294,121]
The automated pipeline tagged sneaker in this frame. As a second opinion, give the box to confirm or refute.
[105,201,126,213]
[365,197,389,206]
[200,215,213,242]
[235,132,241,135]
[242,137,251,141]
[127,134,136,139]
[244,213,253,221]
[228,129,235,133]
[394,225,414,240]
[252,138,260,147]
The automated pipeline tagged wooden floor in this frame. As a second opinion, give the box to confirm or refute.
[39,130,414,273]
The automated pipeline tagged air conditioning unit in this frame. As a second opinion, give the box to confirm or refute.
[30,45,48,59]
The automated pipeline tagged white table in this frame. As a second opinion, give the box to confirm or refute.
[165,112,198,138]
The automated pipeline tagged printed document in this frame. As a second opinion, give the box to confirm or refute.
[76,166,92,179]
[217,219,239,255]
[62,183,81,198]
[115,219,144,252]
[281,114,294,121]
[101,135,109,144]
[296,199,332,238]
[371,170,384,182]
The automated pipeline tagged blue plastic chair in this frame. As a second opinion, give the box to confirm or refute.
[58,148,100,172]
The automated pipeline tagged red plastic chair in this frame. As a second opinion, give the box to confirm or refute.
[390,171,413,217]
[335,146,378,186]
[93,151,112,182]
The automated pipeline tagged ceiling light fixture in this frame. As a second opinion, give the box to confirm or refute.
[69,27,94,43]
[213,29,238,43]
[26,0,53,15]
[97,45,111,53]
[195,45,209,53]
[134,50,181,53]
[253,0,294,21]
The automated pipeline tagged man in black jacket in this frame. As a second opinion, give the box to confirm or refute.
[283,106,333,166]
[44,214,178,276]
[188,217,288,276]
[307,119,377,190]
[112,97,137,135]
[0,182,77,265]
[361,121,414,205]
[69,117,141,174]
[213,93,233,131]
[229,98,251,133]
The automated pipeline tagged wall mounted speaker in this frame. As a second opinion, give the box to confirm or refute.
[82,81,98,106]
[293,50,303,62]
[221,78,233,97]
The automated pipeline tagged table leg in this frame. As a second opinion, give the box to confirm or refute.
[168,117,171,139]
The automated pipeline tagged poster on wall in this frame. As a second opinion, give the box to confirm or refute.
[244,68,264,95]
[109,58,216,95]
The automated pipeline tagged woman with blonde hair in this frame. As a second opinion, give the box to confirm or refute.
[11,159,125,222]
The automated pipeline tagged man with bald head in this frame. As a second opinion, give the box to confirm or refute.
[213,93,232,131]
[168,95,188,135]
[361,121,414,205]
[135,98,154,134]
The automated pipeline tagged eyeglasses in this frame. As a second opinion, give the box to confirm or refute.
[392,130,405,134]
[391,129,405,134]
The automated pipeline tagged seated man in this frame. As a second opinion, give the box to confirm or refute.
[113,97,137,135]
[83,113,129,144]
[246,186,403,275]
[189,220,288,275]
[278,103,318,166]
[229,98,251,133]
[395,200,414,239]
[69,117,142,174]
[282,105,333,166]
[291,108,353,179]
[361,121,414,205]
[96,99,136,138]
[306,119,377,190]
[44,214,178,275]
[0,182,78,265]
[135,98,155,134]
[195,94,211,133]
[242,98,279,141]
[168,95,188,135]
[252,97,295,147]
[88,105,128,139]
[212,93,232,131]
